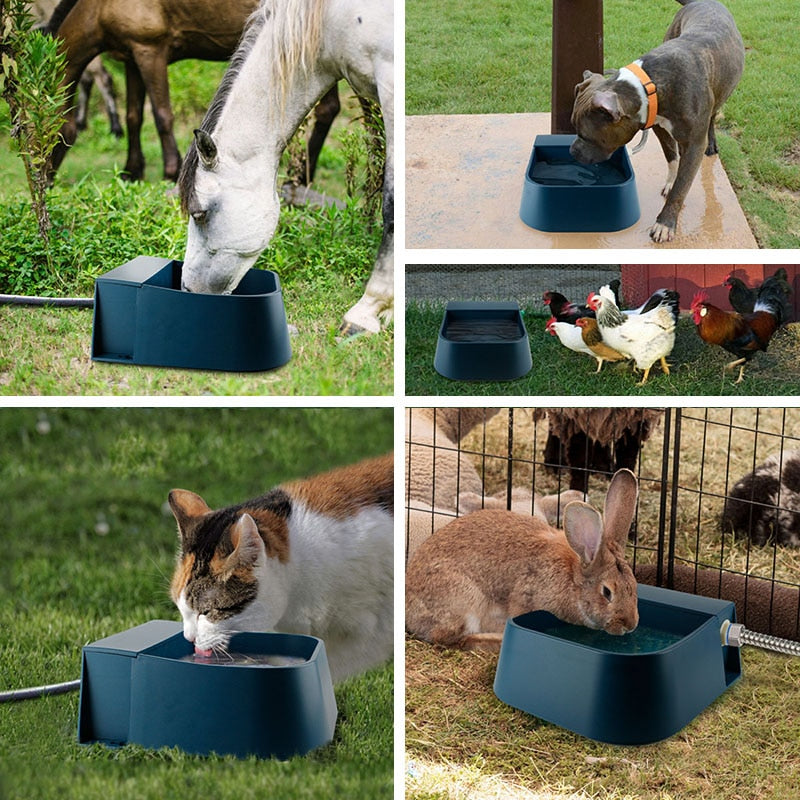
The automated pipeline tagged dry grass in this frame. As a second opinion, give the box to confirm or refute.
[405,637,800,800]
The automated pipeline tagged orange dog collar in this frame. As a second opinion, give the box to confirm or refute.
[624,62,658,129]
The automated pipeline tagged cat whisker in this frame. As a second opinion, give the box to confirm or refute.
[213,642,234,662]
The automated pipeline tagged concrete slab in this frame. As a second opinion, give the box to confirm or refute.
[406,113,758,250]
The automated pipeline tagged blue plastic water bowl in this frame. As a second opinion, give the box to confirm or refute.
[519,134,640,232]
[91,256,292,372]
[433,301,532,381]
[494,585,741,744]
[78,620,337,759]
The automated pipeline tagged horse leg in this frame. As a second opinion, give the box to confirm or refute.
[88,56,124,138]
[302,84,340,184]
[122,61,146,181]
[340,86,394,335]
[132,45,181,181]
[76,72,92,131]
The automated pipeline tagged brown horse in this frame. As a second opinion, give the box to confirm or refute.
[46,0,340,182]
[32,0,123,137]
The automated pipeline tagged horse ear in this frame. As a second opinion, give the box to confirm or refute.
[194,129,218,169]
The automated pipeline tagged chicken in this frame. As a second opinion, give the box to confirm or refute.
[587,286,680,386]
[546,316,599,369]
[691,280,787,383]
[724,268,791,315]
[575,317,628,371]
[543,291,594,324]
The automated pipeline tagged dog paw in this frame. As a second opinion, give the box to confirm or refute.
[649,222,675,243]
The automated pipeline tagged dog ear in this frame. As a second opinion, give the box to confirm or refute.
[592,91,622,122]
[575,70,596,97]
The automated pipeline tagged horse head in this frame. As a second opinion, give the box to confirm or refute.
[179,129,279,294]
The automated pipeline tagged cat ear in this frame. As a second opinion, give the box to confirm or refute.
[168,489,211,532]
[225,513,264,573]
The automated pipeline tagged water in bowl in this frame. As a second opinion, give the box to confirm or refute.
[531,159,627,187]
[540,623,684,654]
[178,652,308,666]
[444,318,522,342]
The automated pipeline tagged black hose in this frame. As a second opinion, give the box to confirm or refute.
[0,679,81,702]
[0,294,93,308]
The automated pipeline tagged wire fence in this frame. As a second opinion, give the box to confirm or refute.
[405,407,800,640]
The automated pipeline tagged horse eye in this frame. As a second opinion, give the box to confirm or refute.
[192,210,207,225]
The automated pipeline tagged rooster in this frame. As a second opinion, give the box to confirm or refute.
[724,268,791,316]
[691,280,787,383]
[587,286,680,386]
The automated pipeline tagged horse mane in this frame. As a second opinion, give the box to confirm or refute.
[264,0,325,111]
[178,9,268,214]
[43,0,81,34]
[178,0,326,215]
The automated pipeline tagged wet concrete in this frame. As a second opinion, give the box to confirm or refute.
[405,113,758,250]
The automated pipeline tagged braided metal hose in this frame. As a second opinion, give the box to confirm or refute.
[720,620,800,656]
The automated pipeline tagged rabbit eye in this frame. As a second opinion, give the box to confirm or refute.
[602,585,613,602]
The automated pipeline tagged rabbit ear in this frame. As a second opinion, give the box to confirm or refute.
[563,502,604,565]
[602,469,639,548]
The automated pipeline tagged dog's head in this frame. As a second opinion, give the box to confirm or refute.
[570,71,642,164]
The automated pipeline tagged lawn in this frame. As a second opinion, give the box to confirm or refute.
[0,407,394,800]
[406,302,800,396]
[0,59,392,395]
[405,0,800,248]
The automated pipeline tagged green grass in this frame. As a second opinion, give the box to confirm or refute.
[0,61,391,395]
[0,289,392,396]
[0,408,393,800]
[406,0,800,248]
[406,302,800,396]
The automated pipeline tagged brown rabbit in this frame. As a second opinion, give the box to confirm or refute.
[405,469,640,651]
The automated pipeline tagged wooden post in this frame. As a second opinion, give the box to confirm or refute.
[551,0,604,134]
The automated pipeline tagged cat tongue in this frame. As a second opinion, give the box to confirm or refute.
[194,646,213,658]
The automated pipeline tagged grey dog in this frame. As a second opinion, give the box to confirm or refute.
[570,0,744,242]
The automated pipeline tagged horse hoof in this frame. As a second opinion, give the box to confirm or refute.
[338,320,367,338]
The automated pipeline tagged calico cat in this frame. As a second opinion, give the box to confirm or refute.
[168,453,394,682]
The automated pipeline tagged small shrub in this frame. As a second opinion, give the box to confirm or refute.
[1,1,69,259]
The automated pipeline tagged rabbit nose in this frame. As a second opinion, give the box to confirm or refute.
[623,611,640,633]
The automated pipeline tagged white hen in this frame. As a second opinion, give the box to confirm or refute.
[587,285,680,385]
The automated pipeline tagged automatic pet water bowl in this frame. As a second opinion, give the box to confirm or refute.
[91,256,292,371]
[494,585,742,745]
[78,620,337,759]
[433,301,532,381]
[519,134,640,232]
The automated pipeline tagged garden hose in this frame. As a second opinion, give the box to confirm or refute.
[720,620,800,656]
[0,294,93,308]
[0,679,81,703]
